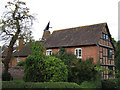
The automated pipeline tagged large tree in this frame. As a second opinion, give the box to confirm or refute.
[0,0,35,72]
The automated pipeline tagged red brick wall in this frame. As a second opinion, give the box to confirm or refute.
[46,46,99,64]
[9,57,26,67]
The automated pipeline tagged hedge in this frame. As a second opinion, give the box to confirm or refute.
[2,81,80,88]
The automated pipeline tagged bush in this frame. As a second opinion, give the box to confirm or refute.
[69,58,99,84]
[102,78,120,88]
[2,70,13,81]
[52,47,77,66]
[16,60,25,66]
[24,42,68,82]
[2,81,80,88]
[52,47,77,82]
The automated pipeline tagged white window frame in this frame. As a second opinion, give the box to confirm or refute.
[17,57,21,62]
[74,48,82,58]
[46,49,52,56]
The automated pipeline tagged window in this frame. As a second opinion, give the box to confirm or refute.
[46,49,52,56]
[75,48,82,58]
[103,33,106,39]
[17,57,21,62]
[102,33,109,40]
[106,34,108,40]
[108,49,112,59]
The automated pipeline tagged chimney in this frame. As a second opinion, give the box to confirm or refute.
[42,21,51,41]
[42,30,51,40]
[18,36,24,50]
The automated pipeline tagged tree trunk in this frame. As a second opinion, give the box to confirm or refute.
[3,20,20,72]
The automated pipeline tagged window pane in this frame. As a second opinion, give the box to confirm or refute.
[17,57,20,62]
[75,49,78,56]
[79,49,81,57]
[103,33,106,39]
[108,49,112,59]
[106,35,108,40]
[110,50,112,58]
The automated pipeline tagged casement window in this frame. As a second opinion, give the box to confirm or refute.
[108,49,112,59]
[46,49,52,56]
[75,48,82,58]
[102,33,109,40]
[17,57,21,62]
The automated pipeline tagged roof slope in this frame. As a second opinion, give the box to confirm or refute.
[44,23,106,48]
[12,45,32,57]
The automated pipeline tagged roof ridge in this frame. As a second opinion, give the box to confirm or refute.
[53,22,107,33]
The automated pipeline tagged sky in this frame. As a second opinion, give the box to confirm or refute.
[0,0,119,46]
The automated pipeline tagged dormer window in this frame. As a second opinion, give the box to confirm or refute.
[75,48,82,58]
[46,49,52,56]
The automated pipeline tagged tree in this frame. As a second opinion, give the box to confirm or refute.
[115,40,120,72]
[0,0,34,74]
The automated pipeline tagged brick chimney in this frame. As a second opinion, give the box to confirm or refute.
[42,30,51,40]
[18,36,24,50]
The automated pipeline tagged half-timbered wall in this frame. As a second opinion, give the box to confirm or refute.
[98,27,115,79]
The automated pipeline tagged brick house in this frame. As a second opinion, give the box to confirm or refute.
[2,22,115,79]
[43,23,115,79]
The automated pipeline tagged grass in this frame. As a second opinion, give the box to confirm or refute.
[13,78,24,82]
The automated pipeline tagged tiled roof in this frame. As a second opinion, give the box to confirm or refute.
[43,23,107,48]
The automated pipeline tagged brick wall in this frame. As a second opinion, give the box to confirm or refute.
[47,46,99,64]
[9,57,26,67]
[2,66,24,79]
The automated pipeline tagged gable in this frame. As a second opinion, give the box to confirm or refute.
[98,24,115,49]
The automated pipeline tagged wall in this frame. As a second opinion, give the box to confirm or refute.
[9,57,26,67]
[47,46,99,64]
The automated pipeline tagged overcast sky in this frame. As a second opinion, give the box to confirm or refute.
[0,0,119,46]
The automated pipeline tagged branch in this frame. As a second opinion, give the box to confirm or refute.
[3,30,14,36]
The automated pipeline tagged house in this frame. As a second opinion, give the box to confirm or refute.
[2,22,115,79]
[43,23,115,79]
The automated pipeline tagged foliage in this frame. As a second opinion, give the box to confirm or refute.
[24,42,68,82]
[80,81,100,88]
[102,78,120,88]
[2,70,13,81]
[16,60,25,66]
[52,47,77,82]
[69,58,99,84]
[115,40,120,70]
[2,81,80,88]
[52,47,77,66]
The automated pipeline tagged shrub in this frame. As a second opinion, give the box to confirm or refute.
[69,58,99,84]
[52,47,77,66]
[102,78,120,88]
[52,47,77,82]
[16,60,25,66]
[2,70,13,81]
[24,42,68,82]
